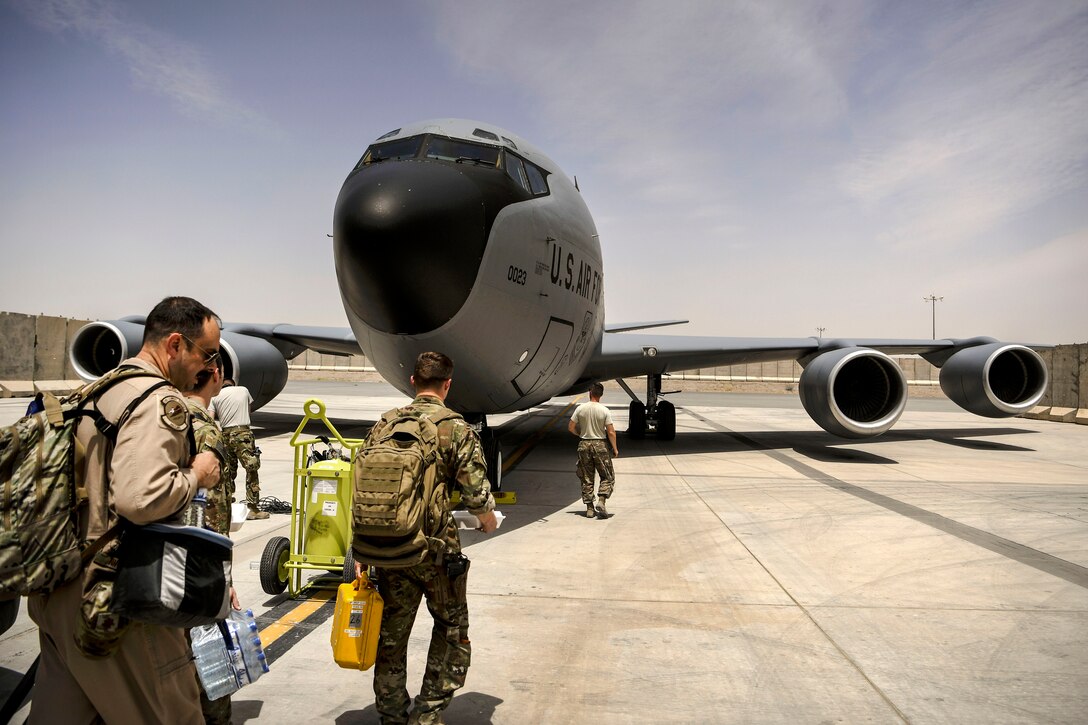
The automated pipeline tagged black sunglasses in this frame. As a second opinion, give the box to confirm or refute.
[180,333,221,367]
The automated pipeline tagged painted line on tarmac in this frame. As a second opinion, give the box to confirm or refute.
[683,408,1088,589]
[502,397,583,474]
[256,588,336,665]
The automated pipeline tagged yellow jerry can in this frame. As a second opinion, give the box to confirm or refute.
[331,572,383,670]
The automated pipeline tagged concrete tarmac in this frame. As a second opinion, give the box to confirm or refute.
[1,383,1086,723]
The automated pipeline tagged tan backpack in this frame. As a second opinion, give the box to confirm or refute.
[350,407,460,568]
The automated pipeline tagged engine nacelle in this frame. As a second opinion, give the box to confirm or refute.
[939,343,1047,417]
[219,331,288,409]
[70,320,146,381]
[69,321,288,409]
[799,347,908,438]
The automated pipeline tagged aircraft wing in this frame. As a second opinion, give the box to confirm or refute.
[224,323,362,357]
[580,332,962,381]
[577,332,1048,439]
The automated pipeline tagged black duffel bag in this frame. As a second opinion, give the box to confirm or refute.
[112,522,233,628]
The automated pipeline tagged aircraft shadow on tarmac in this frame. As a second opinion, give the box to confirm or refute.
[615,425,1039,466]
[245,405,1039,552]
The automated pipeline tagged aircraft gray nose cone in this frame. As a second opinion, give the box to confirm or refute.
[333,161,488,335]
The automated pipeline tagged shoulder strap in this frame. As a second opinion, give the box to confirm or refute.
[64,367,171,442]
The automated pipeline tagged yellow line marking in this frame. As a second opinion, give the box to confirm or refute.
[502,396,583,472]
[258,588,335,648]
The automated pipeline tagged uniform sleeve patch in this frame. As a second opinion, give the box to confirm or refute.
[160,395,190,431]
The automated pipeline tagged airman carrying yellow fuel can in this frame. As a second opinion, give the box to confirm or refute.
[331,571,383,670]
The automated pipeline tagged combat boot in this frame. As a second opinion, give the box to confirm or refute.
[596,497,608,517]
[585,504,596,518]
[247,507,270,520]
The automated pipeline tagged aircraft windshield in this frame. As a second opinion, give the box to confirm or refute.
[362,136,424,165]
[425,138,500,167]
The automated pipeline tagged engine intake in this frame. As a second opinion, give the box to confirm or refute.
[939,343,1047,417]
[799,347,907,438]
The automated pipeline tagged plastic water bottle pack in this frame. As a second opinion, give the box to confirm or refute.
[191,609,269,700]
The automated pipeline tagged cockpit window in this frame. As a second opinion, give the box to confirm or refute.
[361,136,424,166]
[503,153,529,192]
[425,138,500,166]
[525,163,549,195]
[501,136,518,150]
[376,128,401,141]
[472,128,500,142]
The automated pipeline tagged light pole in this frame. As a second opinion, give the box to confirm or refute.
[815,326,826,338]
[923,294,943,339]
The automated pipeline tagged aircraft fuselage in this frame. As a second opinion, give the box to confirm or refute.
[332,119,604,413]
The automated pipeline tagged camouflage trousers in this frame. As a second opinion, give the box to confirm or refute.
[222,426,260,507]
[373,557,472,725]
[577,439,615,504]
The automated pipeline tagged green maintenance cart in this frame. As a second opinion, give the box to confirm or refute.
[259,399,364,597]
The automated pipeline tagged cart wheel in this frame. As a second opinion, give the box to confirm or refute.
[342,546,357,583]
[260,536,290,595]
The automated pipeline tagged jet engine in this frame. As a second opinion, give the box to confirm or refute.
[799,347,908,438]
[69,321,289,409]
[938,342,1047,417]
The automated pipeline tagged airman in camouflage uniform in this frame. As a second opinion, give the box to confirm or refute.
[568,382,619,518]
[211,380,268,519]
[363,352,498,725]
[185,363,235,725]
[184,399,232,534]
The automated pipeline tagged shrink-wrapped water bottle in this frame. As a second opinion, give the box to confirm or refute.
[191,621,238,700]
[190,609,269,699]
[234,609,270,683]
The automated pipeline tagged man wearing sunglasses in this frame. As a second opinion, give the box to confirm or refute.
[28,296,223,724]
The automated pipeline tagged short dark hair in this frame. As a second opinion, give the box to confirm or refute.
[413,351,453,388]
[142,296,220,347]
[590,382,604,398]
[190,356,224,392]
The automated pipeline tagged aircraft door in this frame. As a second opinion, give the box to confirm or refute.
[512,317,574,397]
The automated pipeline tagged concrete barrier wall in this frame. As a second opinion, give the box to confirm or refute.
[0,311,89,382]
[2,311,1084,410]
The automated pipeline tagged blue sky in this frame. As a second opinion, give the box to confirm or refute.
[1,0,1085,343]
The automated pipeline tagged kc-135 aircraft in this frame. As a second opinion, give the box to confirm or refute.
[69,119,1048,487]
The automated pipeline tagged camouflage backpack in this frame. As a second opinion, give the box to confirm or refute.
[0,367,169,600]
[351,408,460,568]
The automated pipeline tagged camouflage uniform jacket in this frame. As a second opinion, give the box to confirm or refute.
[364,394,495,553]
[184,398,232,537]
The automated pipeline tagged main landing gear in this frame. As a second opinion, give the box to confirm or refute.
[463,414,503,492]
[618,373,677,441]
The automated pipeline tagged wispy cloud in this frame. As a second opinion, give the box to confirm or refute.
[836,0,1088,249]
[11,0,275,132]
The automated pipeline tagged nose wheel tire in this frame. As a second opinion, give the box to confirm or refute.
[628,401,646,439]
[656,400,676,441]
[260,536,290,595]
[483,431,503,491]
